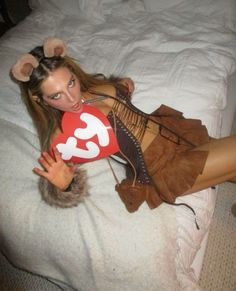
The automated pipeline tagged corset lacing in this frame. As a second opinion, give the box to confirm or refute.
[112,100,148,144]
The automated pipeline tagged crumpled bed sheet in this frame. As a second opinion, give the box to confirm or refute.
[0,0,236,290]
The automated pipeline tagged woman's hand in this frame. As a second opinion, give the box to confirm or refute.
[119,77,135,95]
[33,148,77,191]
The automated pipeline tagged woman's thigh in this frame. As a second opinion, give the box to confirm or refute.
[184,135,236,194]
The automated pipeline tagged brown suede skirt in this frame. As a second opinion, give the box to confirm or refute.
[143,105,210,203]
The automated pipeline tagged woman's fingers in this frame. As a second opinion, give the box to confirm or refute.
[33,166,48,178]
[33,150,77,189]
[124,78,135,94]
[38,156,51,171]
[42,151,55,165]
[37,151,56,172]
[53,147,62,162]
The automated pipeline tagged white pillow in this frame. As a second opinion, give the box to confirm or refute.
[28,0,103,19]
[143,0,185,12]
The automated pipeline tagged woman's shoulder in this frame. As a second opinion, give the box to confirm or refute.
[90,84,116,97]
[90,84,132,103]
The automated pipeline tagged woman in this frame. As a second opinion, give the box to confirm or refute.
[11,37,236,213]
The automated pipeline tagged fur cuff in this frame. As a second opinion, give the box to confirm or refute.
[39,168,87,208]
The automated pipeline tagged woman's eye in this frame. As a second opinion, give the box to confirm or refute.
[50,93,61,100]
[69,78,75,88]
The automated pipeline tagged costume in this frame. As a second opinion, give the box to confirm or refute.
[10,37,210,212]
[39,86,210,212]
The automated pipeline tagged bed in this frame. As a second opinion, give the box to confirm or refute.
[0,0,236,290]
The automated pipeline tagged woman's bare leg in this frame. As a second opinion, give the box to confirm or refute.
[184,135,236,195]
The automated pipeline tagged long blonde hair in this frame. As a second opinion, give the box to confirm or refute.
[19,46,122,151]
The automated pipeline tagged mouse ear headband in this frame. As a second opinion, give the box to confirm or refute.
[11,37,66,82]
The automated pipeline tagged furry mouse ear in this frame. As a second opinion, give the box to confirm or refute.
[43,37,66,58]
[11,54,39,82]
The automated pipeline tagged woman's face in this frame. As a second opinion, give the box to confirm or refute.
[40,67,83,113]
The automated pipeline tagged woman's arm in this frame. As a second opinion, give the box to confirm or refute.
[87,77,135,110]
[90,76,135,97]
[92,72,135,96]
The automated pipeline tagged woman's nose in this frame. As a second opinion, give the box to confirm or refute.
[66,91,74,102]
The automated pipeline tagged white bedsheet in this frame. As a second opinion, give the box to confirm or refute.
[0,0,236,290]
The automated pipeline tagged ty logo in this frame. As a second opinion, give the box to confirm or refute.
[51,105,120,163]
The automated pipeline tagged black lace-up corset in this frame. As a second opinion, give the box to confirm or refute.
[107,87,152,184]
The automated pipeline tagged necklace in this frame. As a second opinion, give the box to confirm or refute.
[82,95,108,104]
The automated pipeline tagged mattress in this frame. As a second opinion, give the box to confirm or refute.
[0,0,236,290]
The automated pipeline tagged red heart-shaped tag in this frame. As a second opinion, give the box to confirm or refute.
[51,104,120,163]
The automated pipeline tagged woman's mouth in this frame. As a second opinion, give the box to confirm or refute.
[72,101,83,112]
